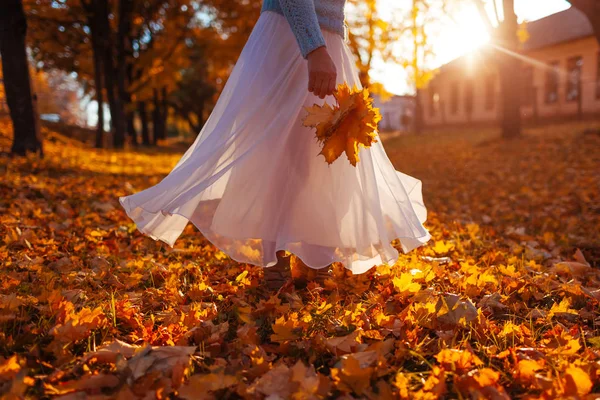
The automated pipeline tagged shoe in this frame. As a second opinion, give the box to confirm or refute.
[263,253,292,291]
[291,255,331,287]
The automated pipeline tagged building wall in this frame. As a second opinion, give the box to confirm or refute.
[525,36,600,119]
[423,36,600,127]
[373,95,415,132]
[424,54,500,126]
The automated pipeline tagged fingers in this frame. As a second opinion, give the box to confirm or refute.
[317,76,328,99]
[309,67,337,98]
[328,76,336,96]
[311,74,336,99]
[308,71,317,95]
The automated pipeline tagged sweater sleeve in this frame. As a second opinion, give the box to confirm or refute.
[278,0,326,59]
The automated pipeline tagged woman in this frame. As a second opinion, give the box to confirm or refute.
[119,0,431,290]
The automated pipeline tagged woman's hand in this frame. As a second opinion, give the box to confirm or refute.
[307,46,337,99]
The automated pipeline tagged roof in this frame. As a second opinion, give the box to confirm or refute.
[521,7,594,51]
[433,7,595,78]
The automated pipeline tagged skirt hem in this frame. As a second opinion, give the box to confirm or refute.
[119,195,431,274]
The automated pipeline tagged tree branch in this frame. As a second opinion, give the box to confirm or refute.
[492,0,501,24]
[472,0,496,33]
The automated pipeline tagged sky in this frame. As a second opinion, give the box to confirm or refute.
[372,0,572,95]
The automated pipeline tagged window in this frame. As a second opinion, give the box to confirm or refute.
[485,75,495,111]
[545,61,560,104]
[522,66,535,106]
[450,82,459,115]
[596,52,600,99]
[464,80,474,116]
[566,56,583,102]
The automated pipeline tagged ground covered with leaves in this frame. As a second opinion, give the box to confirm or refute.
[1,121,599,399]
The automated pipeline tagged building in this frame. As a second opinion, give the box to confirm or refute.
[423,7,600,127]
[373,94,415,132]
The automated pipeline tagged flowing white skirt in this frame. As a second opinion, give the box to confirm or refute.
[119,11,431,275]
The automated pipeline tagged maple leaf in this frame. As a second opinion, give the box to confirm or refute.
[326,330,362,355]
[435,294,478,327]
[302,83,381,166]
[290,361,326,397]
[0,355,21,381]
[0,294,24,311]
[270,315,301,343]
[455,368,510,400]
[413,366,447,399]
[435,349,483,373]
[248,363,295,398]
[302,103,336,140]
[547,297,578,320]
[179,371,238,400]
[331,355,373,395]
[50,306,108,343]
[392,273,422,296]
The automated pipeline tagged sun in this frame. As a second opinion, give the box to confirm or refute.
[433,6,491,66]
[369,1,490,95]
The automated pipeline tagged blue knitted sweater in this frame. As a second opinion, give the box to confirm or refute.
[261,0,346,59]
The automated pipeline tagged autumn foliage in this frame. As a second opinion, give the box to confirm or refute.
[303,84,381,166]
[0,120,600,398]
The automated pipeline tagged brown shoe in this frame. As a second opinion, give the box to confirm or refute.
[263,252,292,291]
[291,255,331,287]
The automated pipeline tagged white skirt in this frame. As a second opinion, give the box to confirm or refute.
[119,11,431,275]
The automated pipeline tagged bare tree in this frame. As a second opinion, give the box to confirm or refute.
[474,0,522,138]
[0,0,43,155]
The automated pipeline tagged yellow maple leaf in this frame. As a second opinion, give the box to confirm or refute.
[432,240,454,255]
[393,273,421,296]
[547,297,578,319]
[270,315,300,343]
[0,355,21,380]
[302,83,381,166]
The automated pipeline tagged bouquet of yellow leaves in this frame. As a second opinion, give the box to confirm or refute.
[302,83,382,167]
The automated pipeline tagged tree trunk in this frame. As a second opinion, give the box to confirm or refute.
[498,0,521,139]
[0,0,42,156]
[138,101,150,146]
[161,86,168,139]
[126,64,138,146]
[117,0,134,146]
[152,89,161,145]
[95,0,125,148]
[152,88,167,142]
[89,14,105,149]
[414,89,424,134]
